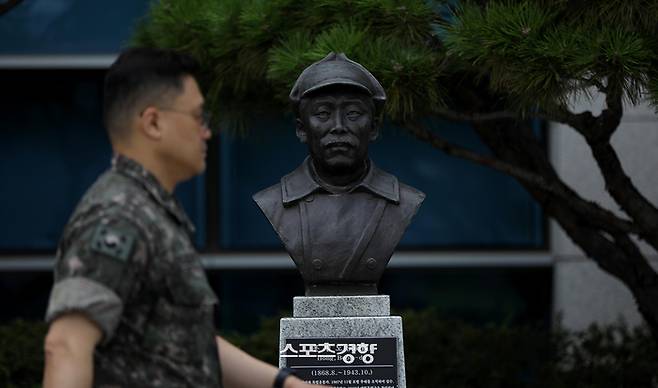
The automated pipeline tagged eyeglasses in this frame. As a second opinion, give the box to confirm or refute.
[159,107,212,129]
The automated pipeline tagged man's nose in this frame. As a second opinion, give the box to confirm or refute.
[201,126,212,140]
[329,112,347,134]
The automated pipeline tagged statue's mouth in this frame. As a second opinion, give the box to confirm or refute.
[324,141,355,150]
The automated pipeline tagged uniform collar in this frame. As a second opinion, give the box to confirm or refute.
[281,157,400,206]
[112,154,196,236]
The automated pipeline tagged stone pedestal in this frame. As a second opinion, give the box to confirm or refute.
[279,295,406,388]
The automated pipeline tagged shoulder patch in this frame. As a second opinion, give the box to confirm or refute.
[90,223,137,262]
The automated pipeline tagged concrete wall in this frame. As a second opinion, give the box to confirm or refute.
[550,94,658,330]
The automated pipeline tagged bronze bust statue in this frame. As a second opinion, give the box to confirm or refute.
[253,52,425,296]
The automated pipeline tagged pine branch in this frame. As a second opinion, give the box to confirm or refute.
[403,120,551,190]
[583,76,607,93]
[403,120,637,235]
[434,108,518,122]
[433,107,575,125]
[575,92,658,251]
[553,202,647,291]
[0,0,23,15]
[551,107,597,131]
[612,231,658,287]
[469,117,658,341]
[552,202,658,341]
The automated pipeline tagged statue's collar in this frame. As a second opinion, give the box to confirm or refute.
[281,157,400,206]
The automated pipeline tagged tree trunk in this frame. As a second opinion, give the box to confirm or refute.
[471,121,658,344]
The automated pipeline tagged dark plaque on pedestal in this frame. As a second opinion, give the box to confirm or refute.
[282,337,398,388]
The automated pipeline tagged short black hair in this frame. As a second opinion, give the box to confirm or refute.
[103,47,200,136]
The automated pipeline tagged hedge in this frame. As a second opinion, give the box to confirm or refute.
[3,309,657,387]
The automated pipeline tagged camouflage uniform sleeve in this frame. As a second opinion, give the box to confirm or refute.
[45,213,149,344]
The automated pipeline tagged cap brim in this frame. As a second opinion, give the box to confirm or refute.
[301,78,372,97]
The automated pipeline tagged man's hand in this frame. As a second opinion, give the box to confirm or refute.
[43,312,102,388]
[216,336,330,388]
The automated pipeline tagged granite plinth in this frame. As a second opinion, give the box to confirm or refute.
[293,295,390,317]
[280,295,406,388]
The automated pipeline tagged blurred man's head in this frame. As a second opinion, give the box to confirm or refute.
[103,48,211,190]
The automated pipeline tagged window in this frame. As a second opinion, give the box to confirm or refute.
[218,117,545,250]
[0,1,551,330]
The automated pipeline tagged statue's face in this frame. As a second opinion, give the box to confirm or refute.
[297,88,378,174]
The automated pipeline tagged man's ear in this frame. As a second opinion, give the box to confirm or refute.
[369,117,381,141]
[139,106,163,140]
[295,118,307,144]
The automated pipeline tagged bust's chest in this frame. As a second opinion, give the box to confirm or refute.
[303,191,381,260]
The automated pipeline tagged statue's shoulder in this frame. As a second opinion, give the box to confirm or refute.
[367,167,425,243]
[370,163,425,209]
[253,161,306,206]
[399,181,425,207]
[392,182,425,225]
[252,183,282,210]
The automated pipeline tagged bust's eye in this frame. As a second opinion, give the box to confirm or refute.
[346,110,362,120]
[314,111,330,120]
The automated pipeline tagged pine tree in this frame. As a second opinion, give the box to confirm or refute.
[134,0,658,341]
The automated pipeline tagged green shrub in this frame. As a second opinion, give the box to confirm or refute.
[0,320,47,388]
[224,310,658,388]
[2,312,657,387]
[223,312,282,365]
[552,322,658,388]
[402,309,555,388]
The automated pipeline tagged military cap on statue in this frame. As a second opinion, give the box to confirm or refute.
[289,52,387,113]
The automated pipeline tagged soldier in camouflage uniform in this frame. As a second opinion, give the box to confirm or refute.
[42,48,326,388]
